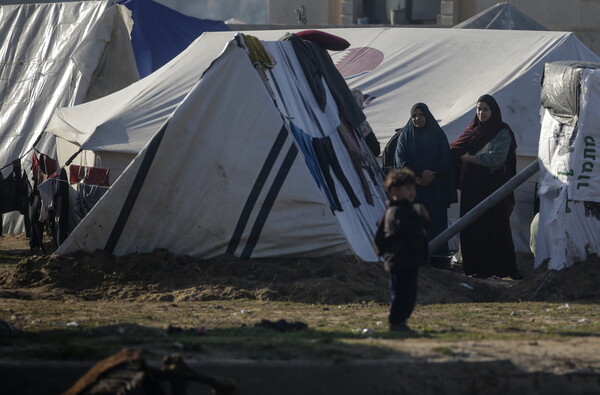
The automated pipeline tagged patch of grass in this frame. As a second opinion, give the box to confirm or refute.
[2,299,600,362]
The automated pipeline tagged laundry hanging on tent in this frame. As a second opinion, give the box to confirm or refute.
[0,159,30,236]
[0,160,28,214]
[38,169,73,246]
[336,122,380,206]
[243,34,276,69]
[37,178,58,224]
[73,183,109,220]
[302,37,365,130]
[28,187,45,251]
[31,153,57,186]
[69,164,110,186]
[289,122,338,210]
[312,136,361,210]
[286,34,327,112]
[28,154,57,252]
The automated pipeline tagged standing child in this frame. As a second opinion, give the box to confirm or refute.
[374,168,429,332]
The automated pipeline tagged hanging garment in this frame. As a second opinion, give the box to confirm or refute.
[304,40,365,130]
[289,122,338,211]
[73,183,109,220]
[29,153,58,247]
[286,34,327,111]
[54,169,71,246]
[0,160,27,214]
[28,188,45,251]
[336,123,378,205]
[312,136,361,210]
[0,160,30,237]
[32,153,58,185]
[69,164,110,186]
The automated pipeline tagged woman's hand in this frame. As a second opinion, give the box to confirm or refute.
[460,153,477,164]
[417,169,436,186]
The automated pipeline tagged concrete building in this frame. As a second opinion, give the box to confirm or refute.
[442,0,600,55]
[268,0,600,55]
[268,0,438,26]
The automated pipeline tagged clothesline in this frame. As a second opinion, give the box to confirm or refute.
[0,146,38,172]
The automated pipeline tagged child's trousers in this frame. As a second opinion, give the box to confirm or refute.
[388,268,418,325]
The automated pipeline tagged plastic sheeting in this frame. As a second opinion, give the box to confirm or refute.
[56,42,378,260]
[541,61,600,126]
[0,1,139,233]
[536,189,600,271]
[119,0,229,78]
[536,63,600,270]
[453,2,547,30]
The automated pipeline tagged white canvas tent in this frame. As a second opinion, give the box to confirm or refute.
[0,1,139,233]
[46,27,227,184]
[536,61,600,270]
[53,36,387,261]
[320,28,599,252]
[47,27,600,254]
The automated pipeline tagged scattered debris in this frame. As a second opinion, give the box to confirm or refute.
[62,348,237,395]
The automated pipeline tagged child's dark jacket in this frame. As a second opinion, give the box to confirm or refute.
[374,199,429,272]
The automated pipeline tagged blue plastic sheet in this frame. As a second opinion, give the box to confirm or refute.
[119,0,229,77]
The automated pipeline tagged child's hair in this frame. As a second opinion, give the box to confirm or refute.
[384,167,416,192]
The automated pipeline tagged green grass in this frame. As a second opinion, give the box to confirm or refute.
[1,299,600,362]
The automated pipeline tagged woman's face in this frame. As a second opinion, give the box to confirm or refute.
[411,108,427,128]
[477,101,492,123]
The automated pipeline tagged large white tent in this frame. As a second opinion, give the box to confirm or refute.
[46,26,226,183]
[53,35,388,261]
[48,27,600,252]
[324,28,599,251]
[0,1,139,233]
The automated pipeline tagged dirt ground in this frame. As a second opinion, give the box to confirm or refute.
[2,232,600,391]
[2,233,600,305]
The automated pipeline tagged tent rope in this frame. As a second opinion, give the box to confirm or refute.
[529,270,551,301]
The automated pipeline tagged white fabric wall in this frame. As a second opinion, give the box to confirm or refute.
[536,70,600,269]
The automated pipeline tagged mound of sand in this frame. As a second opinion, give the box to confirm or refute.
[2,234,600,304]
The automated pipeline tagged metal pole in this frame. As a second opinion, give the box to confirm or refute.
[428,158,540,254]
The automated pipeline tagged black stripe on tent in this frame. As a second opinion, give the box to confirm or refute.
[226,125,289,255]
[240,143,299,259]
[104,122,168,254]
